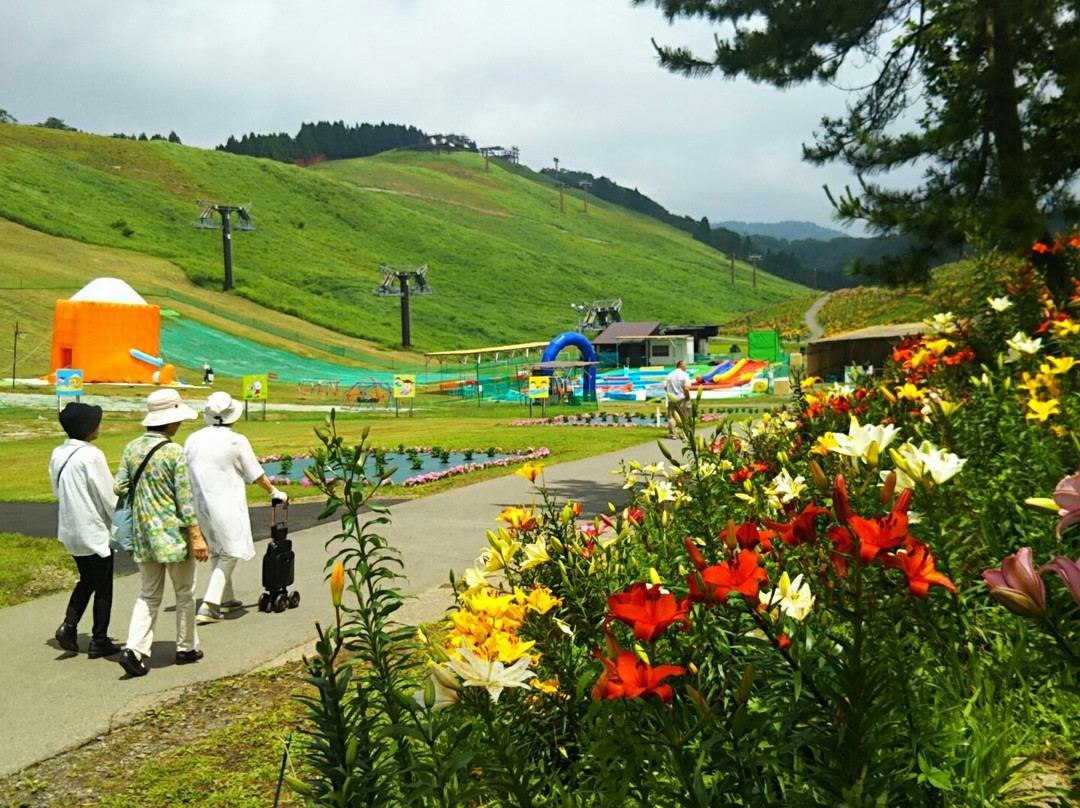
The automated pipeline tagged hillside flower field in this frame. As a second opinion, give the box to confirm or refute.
[288,238,1080,806]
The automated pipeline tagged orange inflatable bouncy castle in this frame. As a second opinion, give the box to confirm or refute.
[50,278,176,384]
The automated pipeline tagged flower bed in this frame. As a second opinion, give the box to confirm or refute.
[258,446,550,488]
[285,234,1080,806]
[511,411,726,427]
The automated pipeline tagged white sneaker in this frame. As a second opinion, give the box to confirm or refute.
[196,604,224,624]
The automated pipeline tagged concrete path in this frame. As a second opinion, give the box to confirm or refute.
[0,437,677,778]
[804,292,831,340]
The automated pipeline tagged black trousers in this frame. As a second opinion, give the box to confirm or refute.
[65,552,114,639]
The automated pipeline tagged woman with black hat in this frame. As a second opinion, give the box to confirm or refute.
[49,402,121,658]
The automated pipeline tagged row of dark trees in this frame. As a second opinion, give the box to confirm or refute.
[218,121,436,163]
[541,168,881,289]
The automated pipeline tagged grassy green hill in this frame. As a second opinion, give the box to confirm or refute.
[0,123,808,357]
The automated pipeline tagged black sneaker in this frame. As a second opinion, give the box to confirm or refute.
[55,622,79,654]
[88,638,123,658]
[175,649,204,665]
[118,649,148,677]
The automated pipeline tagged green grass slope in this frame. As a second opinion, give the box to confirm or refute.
[0,123,808,352]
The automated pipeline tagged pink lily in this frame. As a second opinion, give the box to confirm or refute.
[1040,555,1080,608]
[1054,473,1080,537]
[982,547,1046,618]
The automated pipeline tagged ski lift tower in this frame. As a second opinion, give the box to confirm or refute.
[192,200,257,291]
[373,264,433,348]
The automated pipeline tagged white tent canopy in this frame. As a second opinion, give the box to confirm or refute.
[69,277,148,306]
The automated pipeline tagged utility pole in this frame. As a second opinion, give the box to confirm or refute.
[579,180,591,213]
[373,265,434,348]
[554,158,565,213]
[11,321,21,388]
[728,253,736,285]
[192,201,256,292]
[749,253,761,288]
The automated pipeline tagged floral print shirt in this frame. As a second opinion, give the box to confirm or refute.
[115,432,198,564]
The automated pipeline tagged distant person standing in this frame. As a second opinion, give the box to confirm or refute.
[115,390,209,678]
[664,359,692,439]
[49,403,121,658]
[203,362,214,385]
[185,392,288,624]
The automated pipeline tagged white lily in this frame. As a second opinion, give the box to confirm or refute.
[412,664,462,711]
[1006,331,1043,355]
[988,296,1013,312]
[759,572,815,622]
[520,538,551,570]
[829,417,900,465]
[912,440,967,484]
[766,468,807,508]
[446,645,536,702]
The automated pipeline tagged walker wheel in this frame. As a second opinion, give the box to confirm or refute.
[258,593,272,613]
[273,593,289,613]
[288,591,301,609]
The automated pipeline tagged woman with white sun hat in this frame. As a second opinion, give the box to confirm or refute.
[115,389,209,678]
[184,391,287,624]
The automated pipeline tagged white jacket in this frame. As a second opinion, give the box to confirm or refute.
[184,426,265,561]
[49,439,115,557]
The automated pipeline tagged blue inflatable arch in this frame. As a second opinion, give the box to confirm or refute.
[541,331,597,400]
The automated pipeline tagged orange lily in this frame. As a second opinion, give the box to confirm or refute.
[592,649,685,703]
[605,582,692,641]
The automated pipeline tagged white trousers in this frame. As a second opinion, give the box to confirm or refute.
[125,559,199,657]
[202,553,238,607]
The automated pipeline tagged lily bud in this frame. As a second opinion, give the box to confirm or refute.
[777,450,789,465]
[865,441,880,469]
[879,470,897,504]
[743,478,754,495]
[658,440,674,461]
[724,519,738,551]
[686,685,709,715]
[661,510,670,528]
[330,561,345,607]
[737,664,755,703]
[648,567,662,585]
[684,537,708,571]
[833,475,851,524]
[549,536,565,553]
[1023,497,1061,514]
[603,630,621,659]
[808,460,827,491]
[983,547,1046,618]
[633,643,650,664]
[423,676,437,708]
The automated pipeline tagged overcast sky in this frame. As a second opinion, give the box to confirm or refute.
[3,0,873,230]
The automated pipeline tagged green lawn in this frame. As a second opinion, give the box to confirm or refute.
[0,532,77,607]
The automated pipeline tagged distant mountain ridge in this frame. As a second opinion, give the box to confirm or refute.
[717,220,855,242]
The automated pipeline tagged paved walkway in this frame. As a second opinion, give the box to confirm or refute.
[0,437,676,778]
[804,292,831,340]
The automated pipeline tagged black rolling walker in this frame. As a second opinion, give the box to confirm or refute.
[258,501,301,613]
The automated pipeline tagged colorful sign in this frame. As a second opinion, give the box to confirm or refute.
[55,369,84,396]
[528,376,550,400]
[243,374,268,401]
[393,375,416,399]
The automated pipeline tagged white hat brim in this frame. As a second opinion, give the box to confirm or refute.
[142,403,199,427]
[204,398,243,426]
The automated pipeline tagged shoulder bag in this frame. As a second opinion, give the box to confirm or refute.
[110,439,170,553]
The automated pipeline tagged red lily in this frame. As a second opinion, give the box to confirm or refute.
[735,520,772,552]
[606,582,692,641]
[847,489,912,564]
[764,502,830,547]
[882,539,957,597]
[592,649,685,703]
[827,525,856,577]
[690,549,768,602]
